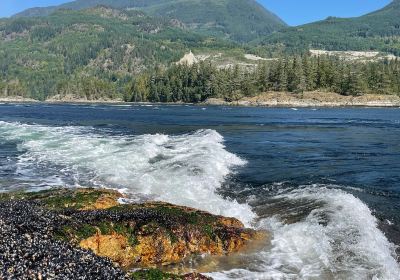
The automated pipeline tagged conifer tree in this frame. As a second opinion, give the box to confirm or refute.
[278,59,288,92]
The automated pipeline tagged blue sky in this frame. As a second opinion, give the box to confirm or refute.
[0,0,68,17]
[0,0,393,25]
[259,0,392,25]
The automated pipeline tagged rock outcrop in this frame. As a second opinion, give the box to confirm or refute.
[130,269,211,280]
[177,51,198,66]
[0,188,267,278]
[204,91,400,107]
[75,201,265,268]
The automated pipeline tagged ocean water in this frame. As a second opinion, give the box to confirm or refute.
[0,103,399,279]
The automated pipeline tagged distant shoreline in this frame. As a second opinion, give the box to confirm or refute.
[1,92,400,108]
[203,92,400,108]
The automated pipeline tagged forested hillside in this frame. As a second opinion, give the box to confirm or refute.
[129,55,400,103]
[14,0,286,42]
[259,0,400,56]
[0,7,235,101]
[2,1,400,102]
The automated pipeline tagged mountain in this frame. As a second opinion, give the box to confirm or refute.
[14,0,287,42]
[0,6,238,101]
[259,0,400,55]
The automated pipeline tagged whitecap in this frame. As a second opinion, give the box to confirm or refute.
[208,186,400,279]
[1,121,399,279]
[0,121,255,224]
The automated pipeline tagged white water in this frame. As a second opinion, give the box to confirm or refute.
[209,187,400,279]
[1,121,399,279]
[0,121,254,223]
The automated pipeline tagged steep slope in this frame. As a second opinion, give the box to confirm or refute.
[14,0,286,42]
[13,0,169,15]
[260,0,400,55]
[142,0,286,41]
[0,7,233,100]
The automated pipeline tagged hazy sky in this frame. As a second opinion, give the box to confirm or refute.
[0,0,393,26]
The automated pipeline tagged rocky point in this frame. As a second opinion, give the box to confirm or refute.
[0,188,267,279]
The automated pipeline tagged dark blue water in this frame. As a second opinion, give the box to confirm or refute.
[1,103,399,278]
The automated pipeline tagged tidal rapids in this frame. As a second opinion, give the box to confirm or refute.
[1,103,399,279]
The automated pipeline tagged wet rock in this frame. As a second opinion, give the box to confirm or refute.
[183,272,212,280]
[80,233,138,267]
[67,200,265,268]
[1,188,267,278]
[0,188,123,210]
[0,200,126,279]
[129,269,212,280]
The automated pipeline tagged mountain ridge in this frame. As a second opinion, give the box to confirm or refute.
[13,0,286,42]
[259,0,400,55]
[0,6,229,100]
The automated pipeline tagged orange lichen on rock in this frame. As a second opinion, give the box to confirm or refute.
[79,228,265,268]
[77,208,268,268]
[218,217,244,229]
[80,232,138,267]
[80,189,123,210]
[18,188,268,271]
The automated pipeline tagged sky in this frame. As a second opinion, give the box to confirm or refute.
[0,0,393,25]
[0,0,68,17]
[259,0,392,25]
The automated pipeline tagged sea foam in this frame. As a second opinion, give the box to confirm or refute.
[209,186,400,279]
[0,121,399,279]
[0,121,255,224]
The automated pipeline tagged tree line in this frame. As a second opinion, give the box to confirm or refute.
[128,54,400,103]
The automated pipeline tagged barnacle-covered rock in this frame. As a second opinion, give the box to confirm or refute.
[0,188,269,278]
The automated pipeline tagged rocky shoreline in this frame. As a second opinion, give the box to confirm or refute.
[1,92,400,107]
[0,188,266,279]
[204,92,400,107]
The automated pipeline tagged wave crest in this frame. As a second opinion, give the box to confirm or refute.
[209,186,400,279]
[0,121,255,223]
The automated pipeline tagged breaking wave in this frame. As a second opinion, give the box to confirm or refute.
[209,186,400,279]
[1,121,399,279]
[0,121,254,223]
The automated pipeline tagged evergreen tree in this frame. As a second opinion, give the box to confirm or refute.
[278,59,288,92]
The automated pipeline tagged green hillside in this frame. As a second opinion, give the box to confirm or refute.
[14,0,286,42]
[3,0,400,102]
[0,7,235,101]
[259,0,400,55]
